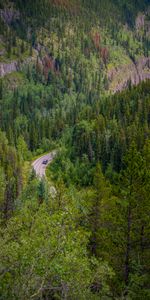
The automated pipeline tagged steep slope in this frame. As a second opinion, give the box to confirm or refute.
[108,56,150,93]
[0,0,150,92]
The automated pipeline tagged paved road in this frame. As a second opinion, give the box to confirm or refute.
[32,151,56,178]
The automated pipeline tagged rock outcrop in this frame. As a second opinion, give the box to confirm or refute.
[0,61,19,77]
[108,56,150,93]
[135,13,145,31]
[0,56,37,78]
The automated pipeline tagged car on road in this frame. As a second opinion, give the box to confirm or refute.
[42,159,48,165]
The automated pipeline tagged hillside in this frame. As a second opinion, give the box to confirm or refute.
[0,0,150,91]
[0,1,150,300]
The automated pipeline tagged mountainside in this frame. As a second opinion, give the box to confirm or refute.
[0,0,150,90]
[0,1,150,300]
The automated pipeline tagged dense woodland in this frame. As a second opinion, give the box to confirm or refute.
[0,0,150,299]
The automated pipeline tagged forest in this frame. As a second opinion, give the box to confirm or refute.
[0,0,150,299]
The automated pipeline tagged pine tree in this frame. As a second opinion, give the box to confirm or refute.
[89,163,111,256]
[0,79,3,100]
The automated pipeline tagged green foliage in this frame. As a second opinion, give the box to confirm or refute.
[0,176,114,300]
[0,1,150,299]
[0,130,22,220]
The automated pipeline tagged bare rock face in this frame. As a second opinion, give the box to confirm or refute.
[0,61,19,77]
[136,13,145,31]
[108,56,150,93]
[0,56,38,78]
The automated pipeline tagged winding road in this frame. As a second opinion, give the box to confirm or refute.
[32,151,56,178]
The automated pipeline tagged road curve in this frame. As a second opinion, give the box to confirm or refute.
[32,151,56,178]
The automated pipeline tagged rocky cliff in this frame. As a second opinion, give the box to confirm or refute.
[0,55,38,77]
[0,61,19,77]
[108,56,150,93]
